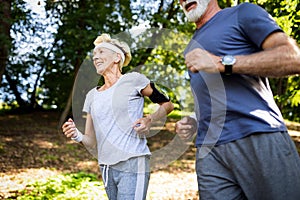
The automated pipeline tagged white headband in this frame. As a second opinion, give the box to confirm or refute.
[94,42,125,62]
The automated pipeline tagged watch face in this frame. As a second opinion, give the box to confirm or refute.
[222,55,236,65]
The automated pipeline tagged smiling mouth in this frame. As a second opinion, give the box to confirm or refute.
[96,62,103,66]
[95,64,103,69]
[185,1,197,12]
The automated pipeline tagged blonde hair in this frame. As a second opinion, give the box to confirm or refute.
[93,33,132,70]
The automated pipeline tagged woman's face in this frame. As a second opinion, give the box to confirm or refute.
[93,47,116,75]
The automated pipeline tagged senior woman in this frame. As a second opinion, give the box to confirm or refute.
[62,33,174,200]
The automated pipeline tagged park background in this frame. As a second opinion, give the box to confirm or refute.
[0,0,300,199]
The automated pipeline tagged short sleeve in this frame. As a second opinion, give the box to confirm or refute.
[130,72,150,95]
[238,3,282,48]
[82,89,94,113]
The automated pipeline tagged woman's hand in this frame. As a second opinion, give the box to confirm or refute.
[62,118,78,138]
[133,116,152,136]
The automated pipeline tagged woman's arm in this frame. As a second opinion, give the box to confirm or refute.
[133,83,174,134]
[62,114,97,148]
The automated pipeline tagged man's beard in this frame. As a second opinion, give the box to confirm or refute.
[183,0,211,22]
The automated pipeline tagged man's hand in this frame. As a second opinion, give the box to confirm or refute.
[175,116,197,140]
[185,48,221,73]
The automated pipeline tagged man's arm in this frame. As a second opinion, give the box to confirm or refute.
[232,32,300,77]
[185,32,300,77]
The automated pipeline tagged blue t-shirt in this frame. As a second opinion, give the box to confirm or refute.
[184,3,287,146]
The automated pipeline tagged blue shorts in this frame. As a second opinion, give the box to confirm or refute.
[196,131,300,200]
[100,156,150,200]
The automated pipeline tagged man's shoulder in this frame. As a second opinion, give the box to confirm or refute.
[236,2,258,8]
[217,3,258,19]
[234,2,264,13]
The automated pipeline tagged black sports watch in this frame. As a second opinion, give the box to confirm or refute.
[221,55,236,75]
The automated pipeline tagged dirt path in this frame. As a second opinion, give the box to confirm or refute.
[0,111,299,199]
[0,111,198,199]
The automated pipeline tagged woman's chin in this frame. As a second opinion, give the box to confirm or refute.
[96,69,104,75]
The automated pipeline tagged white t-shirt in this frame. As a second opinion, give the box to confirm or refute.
[83,72,151,165]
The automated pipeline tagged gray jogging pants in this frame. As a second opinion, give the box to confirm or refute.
[196,131,300,200]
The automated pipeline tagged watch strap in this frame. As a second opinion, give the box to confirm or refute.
[224,64,232,75]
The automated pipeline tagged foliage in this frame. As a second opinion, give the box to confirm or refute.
[0,0,300,121]
[121,28,194,110]
[40,0,137,110]
[272,76,300,122]
[0,0,34,108]
[250,0,300,121]
[9,172,107,200]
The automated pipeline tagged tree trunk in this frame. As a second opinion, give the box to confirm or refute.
[58,86,73,128]
[58,57,82,128]
[0,0,12,86]
[29,66,44,109]
[4,70,27,108]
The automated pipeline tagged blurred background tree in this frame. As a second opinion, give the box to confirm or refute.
[0,0,299,122]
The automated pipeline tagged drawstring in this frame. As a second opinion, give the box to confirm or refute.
[102,165,109,188]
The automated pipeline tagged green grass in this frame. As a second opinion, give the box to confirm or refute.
[9,172,107,200]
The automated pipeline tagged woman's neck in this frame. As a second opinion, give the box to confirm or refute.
[99,71,122,91]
